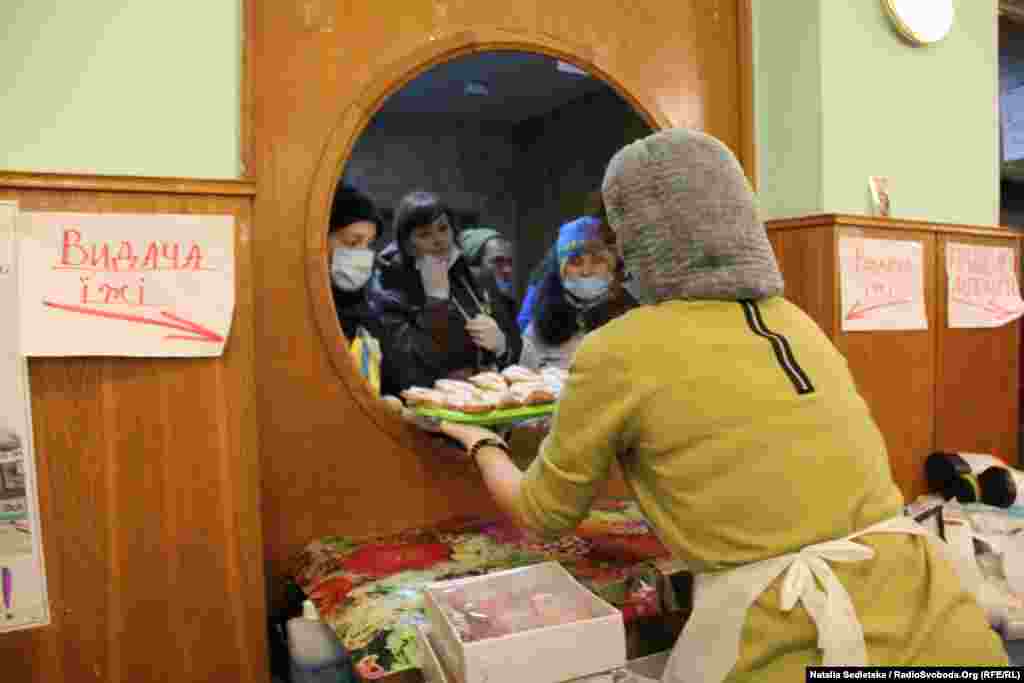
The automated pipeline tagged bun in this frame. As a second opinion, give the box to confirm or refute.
[468,372,508,392]
[435,379,481,396]
[401,387,447,408]
[482,390,518,410]
[501,365,542,384]
[510,382,556,406]
[447,392,496,414]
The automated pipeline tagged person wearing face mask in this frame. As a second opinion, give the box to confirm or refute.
[368,191,522,395]
[459,227,519,314]
[326,185,383,340]
[518,216,630,371]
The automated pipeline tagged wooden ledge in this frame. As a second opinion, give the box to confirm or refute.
[765,213,1022,239]
[0,171,257,197]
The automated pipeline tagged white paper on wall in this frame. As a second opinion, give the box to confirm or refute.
[18,212,235,357]
[839,236,928,332]
[0,200,50,633]
[946,243,1024,328]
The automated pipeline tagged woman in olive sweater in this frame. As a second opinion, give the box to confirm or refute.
[430,129,1007,680]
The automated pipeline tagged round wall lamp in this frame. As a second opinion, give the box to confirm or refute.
[882,0,955,46]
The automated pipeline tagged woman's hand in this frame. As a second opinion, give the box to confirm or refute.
[399,406,444,433]
[439,422,502,452]
[418,254,450,299]
[465,314,507,354]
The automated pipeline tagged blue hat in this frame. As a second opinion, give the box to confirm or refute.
[556,217,603,279]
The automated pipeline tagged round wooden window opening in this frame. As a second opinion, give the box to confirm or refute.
[305,30,668,450]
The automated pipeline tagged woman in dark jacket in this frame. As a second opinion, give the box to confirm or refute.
[368,191,522,395]
[519,215,639,371]
[327,184,383,340]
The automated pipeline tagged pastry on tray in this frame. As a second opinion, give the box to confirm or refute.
[401,387,447,408]
[468,371,508,392]
[481,389,518,410]
[501,365,542,384]
[509,381,557,406]
[435,379,481,396]
[446,392,496,414]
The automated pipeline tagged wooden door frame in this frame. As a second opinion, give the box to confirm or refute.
[241,1,759,457]
[239,0,758,183]
[304,28,676,449]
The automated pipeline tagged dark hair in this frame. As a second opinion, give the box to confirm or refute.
[393,191,455,259]
[533,259,580,346]
[328,184,382,238]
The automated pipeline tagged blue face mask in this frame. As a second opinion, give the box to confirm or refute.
[563,275,610,304]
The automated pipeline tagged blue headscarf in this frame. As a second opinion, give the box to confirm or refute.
[517,217,605,332]
[556,216,603,281]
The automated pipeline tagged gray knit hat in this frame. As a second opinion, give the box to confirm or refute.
[601,128,783,303]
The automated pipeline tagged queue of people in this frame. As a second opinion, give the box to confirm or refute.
[327,184,631,394]
[328,128,1012,677]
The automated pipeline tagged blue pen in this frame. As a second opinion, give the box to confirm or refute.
[1,566,11,619]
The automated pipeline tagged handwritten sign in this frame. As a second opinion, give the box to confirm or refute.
[839,237,928,331]
[946,243,1024,328]
[19,212,235,357]
[0,200,50,633]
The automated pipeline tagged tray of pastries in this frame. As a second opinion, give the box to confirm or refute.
[400,366,568,426]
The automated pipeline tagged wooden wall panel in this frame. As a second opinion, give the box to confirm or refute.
[767,215,1021,503]
[252,0,750,593]
[935,234,1021,467]
[831,227,938,502]
[0,178,266,683]
[768,225,834,334]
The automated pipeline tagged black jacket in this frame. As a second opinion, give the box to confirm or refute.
[367,243,522,395]
[332,286,375,341]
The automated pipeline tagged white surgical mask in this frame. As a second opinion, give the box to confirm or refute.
[331,247,374,291]
[563,275,610,304]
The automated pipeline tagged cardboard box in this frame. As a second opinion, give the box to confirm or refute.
[416,624,450,683]
[423,562,627,683]
[416,623,624,683]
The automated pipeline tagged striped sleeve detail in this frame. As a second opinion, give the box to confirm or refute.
[739,300,815,395]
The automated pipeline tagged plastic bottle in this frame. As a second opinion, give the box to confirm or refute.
[286,600,354,683]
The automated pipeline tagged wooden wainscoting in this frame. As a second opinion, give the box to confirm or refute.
[0,173,267,683]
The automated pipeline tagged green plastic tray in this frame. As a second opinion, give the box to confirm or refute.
[411,403,555,426]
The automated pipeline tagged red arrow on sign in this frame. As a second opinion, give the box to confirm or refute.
[42,300,224,343]
[845,298,914,321]
[952,297,1020,319]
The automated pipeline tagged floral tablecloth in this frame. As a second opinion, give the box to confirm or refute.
[291,498,676,681]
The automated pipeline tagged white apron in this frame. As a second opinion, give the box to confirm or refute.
[661,515,935,683]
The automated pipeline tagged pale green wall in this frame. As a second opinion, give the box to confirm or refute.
[752,0,823,220]
[0,1,241,179]
[754,1,998,226]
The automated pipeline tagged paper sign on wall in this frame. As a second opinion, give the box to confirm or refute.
[946,243,1024,328]
[839,236,928,331]
[0,201,50,633]
[19,212,235,357]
